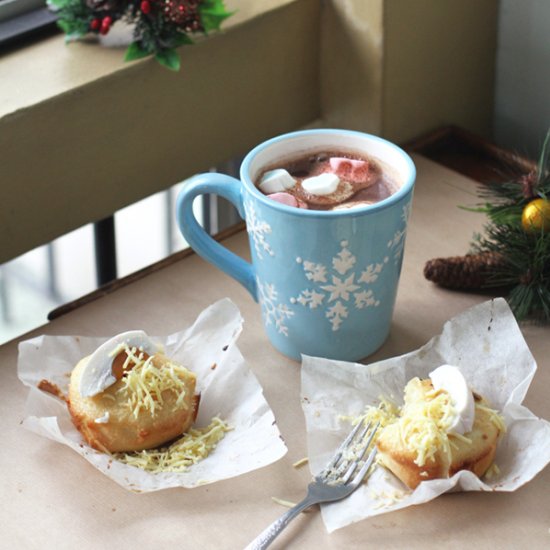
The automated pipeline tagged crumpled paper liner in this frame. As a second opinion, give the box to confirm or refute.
[18,298,287,492]
[301,298,550,532]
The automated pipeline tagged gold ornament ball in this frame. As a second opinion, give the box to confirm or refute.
[521,198,550,233]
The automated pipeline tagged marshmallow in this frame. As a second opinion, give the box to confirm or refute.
[267,192,308,208]
[297,181,354,207]
[259,169,296,194]
[329,157,370,183]
[301,173,340,196]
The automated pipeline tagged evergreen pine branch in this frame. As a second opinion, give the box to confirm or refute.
[536,129,550,191]
[467,130,550,218]
[477,179,530,203]
[472,221,550,321]
[472,202,523,227]
[458,129,550,322]
[199,0,234,32]
[48,0,93,38]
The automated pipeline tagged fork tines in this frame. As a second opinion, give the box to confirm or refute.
[320,418,379,485]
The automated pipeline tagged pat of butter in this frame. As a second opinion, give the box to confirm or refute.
[429,365,475,434]
[79,330,158,398]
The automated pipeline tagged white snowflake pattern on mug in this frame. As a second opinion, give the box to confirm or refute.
[244,201,274,260]
[387,204,411,264]
[257,279,294,336]
[291,240,386,331]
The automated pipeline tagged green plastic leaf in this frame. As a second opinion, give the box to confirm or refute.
[201,10,233,32]
[64,31,85,42]
[125,42,151,62]
[155,49,181,71]
[200,0,229,10]
[199,0,234,32]
[57,18,88,38]
[172,32,194,47]
[57,19,71,33]
[47,0,80,10]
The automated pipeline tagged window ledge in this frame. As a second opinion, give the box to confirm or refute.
[0,7,57,47]
[0,0,321,264]
[0,0,297,119]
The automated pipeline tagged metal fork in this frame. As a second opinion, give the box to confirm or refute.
[245,419,379,550]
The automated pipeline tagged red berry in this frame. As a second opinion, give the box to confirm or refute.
[90,18,101,31]
[141,0,151,14]
[100,15,112,35]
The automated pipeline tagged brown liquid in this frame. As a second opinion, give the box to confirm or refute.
[257,150,399,210]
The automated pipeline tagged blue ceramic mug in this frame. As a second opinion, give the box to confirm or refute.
[176,129,415,361]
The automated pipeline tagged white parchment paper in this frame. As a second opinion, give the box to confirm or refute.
[18,298,287,492]
[301,298,550,532]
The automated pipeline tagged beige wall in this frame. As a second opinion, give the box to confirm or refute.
[320,0,385,134]
[495,0,550,159]
[0,0,498,264]
[320,0,498,142]
[382,0,498,143]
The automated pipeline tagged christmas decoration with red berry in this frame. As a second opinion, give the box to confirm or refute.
[424,129,550,322]
[47,0,233,70]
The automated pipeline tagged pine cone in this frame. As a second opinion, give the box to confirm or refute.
[423,251,505,289]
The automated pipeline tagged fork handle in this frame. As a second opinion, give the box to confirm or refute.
[244,495,317,550]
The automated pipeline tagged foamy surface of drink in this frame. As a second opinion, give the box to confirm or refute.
[256,149,400,210]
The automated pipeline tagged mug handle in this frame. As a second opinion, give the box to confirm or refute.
[176,173,258,301]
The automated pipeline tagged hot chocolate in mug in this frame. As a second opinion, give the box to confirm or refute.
[176,129,416,361]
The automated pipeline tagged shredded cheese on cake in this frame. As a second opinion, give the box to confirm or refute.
[360,395,400,430]
[333,397,399,475]
[114,344,193,418]
[358,377,505,469]
[395,378,457,466]
[115,417,230,472]
[476,403,507,433]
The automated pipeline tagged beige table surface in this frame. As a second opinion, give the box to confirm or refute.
[2,155,549,549]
